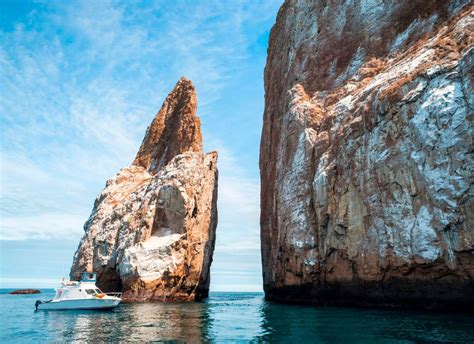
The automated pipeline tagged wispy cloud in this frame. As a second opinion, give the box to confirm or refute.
[206,138,262,291]
[0,277,60,288]
[210,141,261,251]
[0,0,281,289]
[1,213,85,241]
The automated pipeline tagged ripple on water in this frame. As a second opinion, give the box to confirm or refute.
[1,291,473,343]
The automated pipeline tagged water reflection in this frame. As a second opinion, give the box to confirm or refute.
[124,302,211,342]
[2,292,473,342]
[204,292,267,341]
[42,301,211,342]
[255,300,474,343]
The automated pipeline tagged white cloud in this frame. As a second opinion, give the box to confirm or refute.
[205,138,263,291]
[207,138,260,250]
[0,0,275,242]
[0,212,85,241]
[0,277,60,288]
[0,0,281,289]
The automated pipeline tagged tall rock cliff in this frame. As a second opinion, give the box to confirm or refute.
[260,1,473,310]
[71,77,218,302]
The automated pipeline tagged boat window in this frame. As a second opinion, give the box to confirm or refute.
[85,289,96,295]
[95,289,102,294]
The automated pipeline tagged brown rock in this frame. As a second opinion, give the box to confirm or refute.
[133,77,203,174]
[260,0,474,310]
[9,289,41,294]
[70,78,218,302]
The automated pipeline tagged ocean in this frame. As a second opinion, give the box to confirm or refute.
[1,289,473,343]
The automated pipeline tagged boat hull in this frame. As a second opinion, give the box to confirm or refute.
[36,298,121,310]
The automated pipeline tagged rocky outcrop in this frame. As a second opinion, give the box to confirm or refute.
[133,79,202,174]
[9,289,41,294]
[71,77,218,302]
[260,1,473,310]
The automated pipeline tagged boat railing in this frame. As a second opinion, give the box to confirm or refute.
[105,292,122,298]
[61,280,79,287]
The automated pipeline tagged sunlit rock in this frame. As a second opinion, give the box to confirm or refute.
[260,0,473,310]
[71,78,218,302]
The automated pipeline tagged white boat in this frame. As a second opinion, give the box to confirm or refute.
[35,272,121,311]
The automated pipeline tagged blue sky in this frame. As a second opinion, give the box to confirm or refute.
[0,0,281,291]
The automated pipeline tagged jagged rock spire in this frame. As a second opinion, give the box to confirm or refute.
[133,77,203,174]
[70,77,218,302]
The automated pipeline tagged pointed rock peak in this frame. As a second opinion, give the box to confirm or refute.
[133,77,203,174]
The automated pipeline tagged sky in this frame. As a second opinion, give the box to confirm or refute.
[0,0,282,291]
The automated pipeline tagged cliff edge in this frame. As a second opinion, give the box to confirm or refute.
[260,0,473,310]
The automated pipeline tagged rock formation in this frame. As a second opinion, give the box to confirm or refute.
[9,289,41,294]
[71,77,218,302]
[260,1,473,310]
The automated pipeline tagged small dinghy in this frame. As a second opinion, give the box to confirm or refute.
[35,272,121,311]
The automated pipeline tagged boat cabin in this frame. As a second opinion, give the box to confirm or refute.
[53,272,105,300]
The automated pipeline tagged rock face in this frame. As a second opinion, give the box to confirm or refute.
[260,1,473,310]
[133,79,203,174]
[71,77,218,302]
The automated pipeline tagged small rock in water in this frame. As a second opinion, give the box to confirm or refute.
[9,289,41,294]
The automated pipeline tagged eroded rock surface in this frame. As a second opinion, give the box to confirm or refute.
[133,78,203,174]
[260,1,473,310]
[71,78,218,302]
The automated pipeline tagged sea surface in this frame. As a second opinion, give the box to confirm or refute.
[1,289,473,343]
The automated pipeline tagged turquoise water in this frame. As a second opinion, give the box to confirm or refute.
[1,289,473,343]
